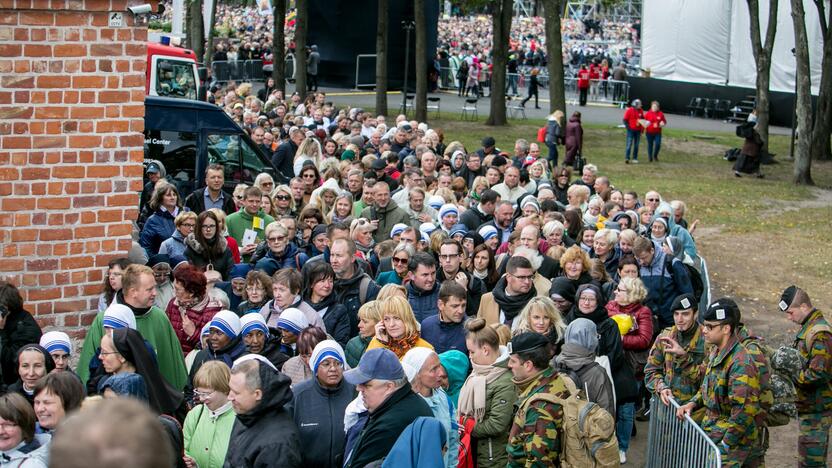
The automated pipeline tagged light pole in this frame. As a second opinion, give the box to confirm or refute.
[401,20,415,116]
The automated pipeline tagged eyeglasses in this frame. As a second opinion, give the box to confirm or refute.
[261,182,274,187]
[579,296,597,303]
[0,422,18,430]
[267,235,287,243]
[181,223,196,228]
[392,256,409,265]
[302,173,316,179]
[246,286,265,293]
[616,288,628,294]
[702,322,726,331]
[647,198,659,202]
[438,254,460,261]
[202,224,217,230]
[319,360,344,370]
[509,273,535,282]
[99,350,121,356]
[275,195,291,201]
[235,195,244,201]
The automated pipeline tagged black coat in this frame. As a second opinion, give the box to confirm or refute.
[343,382,432,468]
[272,141,298,183]
[183,187,237,216]
[288,377,356,468]
[459,205,492,231]
[223,363,301,468]
[183,234,234,281]
[0,309,42,385]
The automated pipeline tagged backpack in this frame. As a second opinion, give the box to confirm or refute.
[736,122,754,139]
[537,126,547,143]
[515,376,619,468]
[663,256,704,304]
[741,334,789,427]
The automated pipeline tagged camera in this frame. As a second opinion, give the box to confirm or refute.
[127,4,153,15]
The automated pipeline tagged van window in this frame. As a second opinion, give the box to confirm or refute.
[241,138,271,184]
[144,130,197,197]
[156,58,197,100]
[206,133,242,185]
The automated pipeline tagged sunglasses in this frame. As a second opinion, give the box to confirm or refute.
[392,256,409,265]
[275,195,291,201]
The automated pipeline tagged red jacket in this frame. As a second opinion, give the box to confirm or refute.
[577,69,590,89]
[644,110,667,135]
[623,106,644,132]
[589,66,600,81]
[605,301,653,351]
[165,295,224,353]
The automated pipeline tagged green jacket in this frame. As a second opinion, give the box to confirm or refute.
[359,201,411,244]
[345,335,372,369]
[794,309,832,413]
[77,306,189,391]
[225,208,275,262]
[183,402,236,468]
[469,370,517,468]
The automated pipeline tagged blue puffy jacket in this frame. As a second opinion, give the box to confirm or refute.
[639,248,693,328]
[139,208,176,256]
[407,282,440,324]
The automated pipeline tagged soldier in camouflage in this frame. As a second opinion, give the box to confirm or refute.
[780,285,832,467]
[644,293,708,421]
[505,332,570,467]
[678,298,767,467]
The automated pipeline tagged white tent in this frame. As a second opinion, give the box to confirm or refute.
[641,0,825,94]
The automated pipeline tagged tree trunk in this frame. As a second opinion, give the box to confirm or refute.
[543,0,566,115]
[747,0,778,155]
[414,0,428,122]
[187,0,204,63]
[791,0,814,184]
[375,0,389,116]
[272,0,287,94]
[203,0,218,67]
[810,1,832,161]
[295,0,308,100]
[486,0,512,126]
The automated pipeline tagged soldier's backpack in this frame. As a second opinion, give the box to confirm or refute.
[515,376,619,468]
[742,334,792,427]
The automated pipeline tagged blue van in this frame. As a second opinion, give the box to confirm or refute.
[143,96,276,197]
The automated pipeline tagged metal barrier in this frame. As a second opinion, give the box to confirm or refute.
[645,397,722,468]
[211,60,266,83]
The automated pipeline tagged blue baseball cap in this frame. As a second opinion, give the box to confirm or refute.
[344,348,404,385]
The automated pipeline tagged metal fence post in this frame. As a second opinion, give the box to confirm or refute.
[646,397,722,468]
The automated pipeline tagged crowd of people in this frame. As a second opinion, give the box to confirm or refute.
[0,82,829,467]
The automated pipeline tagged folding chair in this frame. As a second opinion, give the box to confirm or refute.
[426,97,441,118]
[461,98,478,121]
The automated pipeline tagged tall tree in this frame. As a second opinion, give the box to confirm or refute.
[543,0,566,115]
[486,0,512,126]
[294,0,308,100]
[414,0,428,121]
[746,0,778,154]
[203,0,218,67]
[186,0,205,63]
[790,0,814,184]
[375,0,389,116]
[810,0,832,161]
[272,0,287,94]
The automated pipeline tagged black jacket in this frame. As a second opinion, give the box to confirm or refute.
[459,205,492,231]
[183,187,237,216]
[436,269,485,317]
[0,309,42,385]
[272,140,298,183]
[344,382,432,468]
[288,377,356,468]
[333,265,380,337]
[223,363,301,468]
[183,234,234,281]
[301,297,351,348]
[257,336,290,371]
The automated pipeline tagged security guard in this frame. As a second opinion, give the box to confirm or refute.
[780,285,832,467]
[644,293,708,420]
[505,332,569,467]
[677,298,767,467]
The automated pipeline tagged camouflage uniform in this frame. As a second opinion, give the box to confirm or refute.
[644,325,708,413]
[507,367,569,467]
[793,309,832,467]
[737,326,773,452]
[688,335,766,467]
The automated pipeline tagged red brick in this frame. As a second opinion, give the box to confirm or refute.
[2,136,31,148]
[33,106,68,119]
[69,106,103,119]
[98,90,128,103]
[90,43,121,56]
[55,11,88,26]
[19,11,53,25]
[86,165,119,178]
[1,76,34,88]
[23,44,51,56]
[72,195,104,208]
[0,44,21,56]
[54,44,86,57]
[0,106,32,119]
[26,258,59,271]
[68,135,101,148]
[0,168,18,180]
[21,167,50,179]
[72,75,104,88]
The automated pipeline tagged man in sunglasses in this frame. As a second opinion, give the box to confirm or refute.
[677,299,768,467]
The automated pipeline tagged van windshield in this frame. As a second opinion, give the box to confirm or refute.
[156,58,197,100]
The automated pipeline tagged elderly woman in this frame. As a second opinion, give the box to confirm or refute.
[272,184,297,217]
[38,332,72,373]
[513,297,567,353]
[165,264,224,354]
[32,371,85,434]
[542,220,569,252]
[140,182,181,256]
[559,245,596,289]
[300,262,350,346]
[237,270,273,316]
[232,184,248,212]
[554,318,615,415]
[345,301,382,368]
[329,192,354,226]
[253,173,275,196]
[251,222,309,275]
[376,242,414,286]
[0,393,50,467]
[650,217,669,244]
[618,229,638,256]
[159,211,197,260]
[240,313,288,370]
[184,211,234,280]
[281,325,327,385]
[187,311,246,402]
[365,296,433,359]
[290,340,355,468]
[592,228,621,279]
[458,318,516,468]
[8,345,55,407]
[261,268,324,329]
[182,361,235,468]
[350,218,377,261]
[566,184,590,212]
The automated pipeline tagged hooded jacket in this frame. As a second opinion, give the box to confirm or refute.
[654,202,697,258]
[184,233,234,281]
[251,241,309,274]
[555,320,615,417]
[158,229,188,260]
[288,376,356,468]
[638,248,693,329]
[0,307,42,386]
[345,335,373,369]
[299,295,351,347]
[359,200,411,245]
[564,115,583,162]
[459,204,493,231]
[0,433,50,468]
[223,363,301,468]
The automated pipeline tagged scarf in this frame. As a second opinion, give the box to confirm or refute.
[554,342,596,371]
[378,333,422,359]
[457,359,508,422]
[511,368,545,390]
[472,268,488,281]
[492,276,536,322]
[355,239,375,257]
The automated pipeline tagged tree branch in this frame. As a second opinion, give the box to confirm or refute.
[763,0,779,51]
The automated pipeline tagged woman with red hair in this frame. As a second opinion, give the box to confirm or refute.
[165,264,224,353]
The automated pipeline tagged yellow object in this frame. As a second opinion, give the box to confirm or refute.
[611,314,634,335]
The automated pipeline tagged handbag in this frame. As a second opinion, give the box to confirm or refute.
[574,152,586,172]
[458,415,477,468]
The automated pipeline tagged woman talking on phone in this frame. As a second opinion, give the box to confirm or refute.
[364,296,433,360]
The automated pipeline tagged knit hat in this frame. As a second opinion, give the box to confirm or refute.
[340,149,356,161]
[390,223,409,238]
[520,197,540,213]
[103,304,137,330]
[310,224,328,242]
[233,353,278,372]
[402,347,437,383]
[240,313,269,338]
[98,373,149,402]
[449,224,468,239]
[549,277,577,303]
[563,318,599,351]
[478,225,498,241]
[209,310,242,338]
[309,339,347,375]
[276,308,309,335]
[439,203,459,220]
[230,264,252,280]
[427,195,445,210]
[575,283,602,301]
[652,217,668,230]
[40,331,72,355]
[462,230,484,247]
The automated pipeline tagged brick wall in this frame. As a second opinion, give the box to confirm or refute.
[0,0,146,337]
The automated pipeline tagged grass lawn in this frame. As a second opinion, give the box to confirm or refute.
[435,116,832,345]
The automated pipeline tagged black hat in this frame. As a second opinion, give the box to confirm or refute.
[670,293,697,313]
[779,285,799,312]
[462,230,484,248]
[549,277,577,303]
[482,136,496,148]
[507,332,549,355]
[371,158,386,170]
[146,162,161,174]
[703,298,740,323]
[491,155,508,167]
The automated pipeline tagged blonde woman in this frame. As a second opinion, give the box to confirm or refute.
[329,191,354,225]
[567,183,590,212]
[350,218,376,259]
[528,159,548,186]
[376,283,407,300]
[307,178,339,222]
[253,173,275,195]
[545,109,565,166]
[560,245,594,288]
[514,296,567,352]
[365,295,433,359]
[293,137,323,176]
[271,184,296,217]
[232,184,248,212]
[345,301,383,367]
